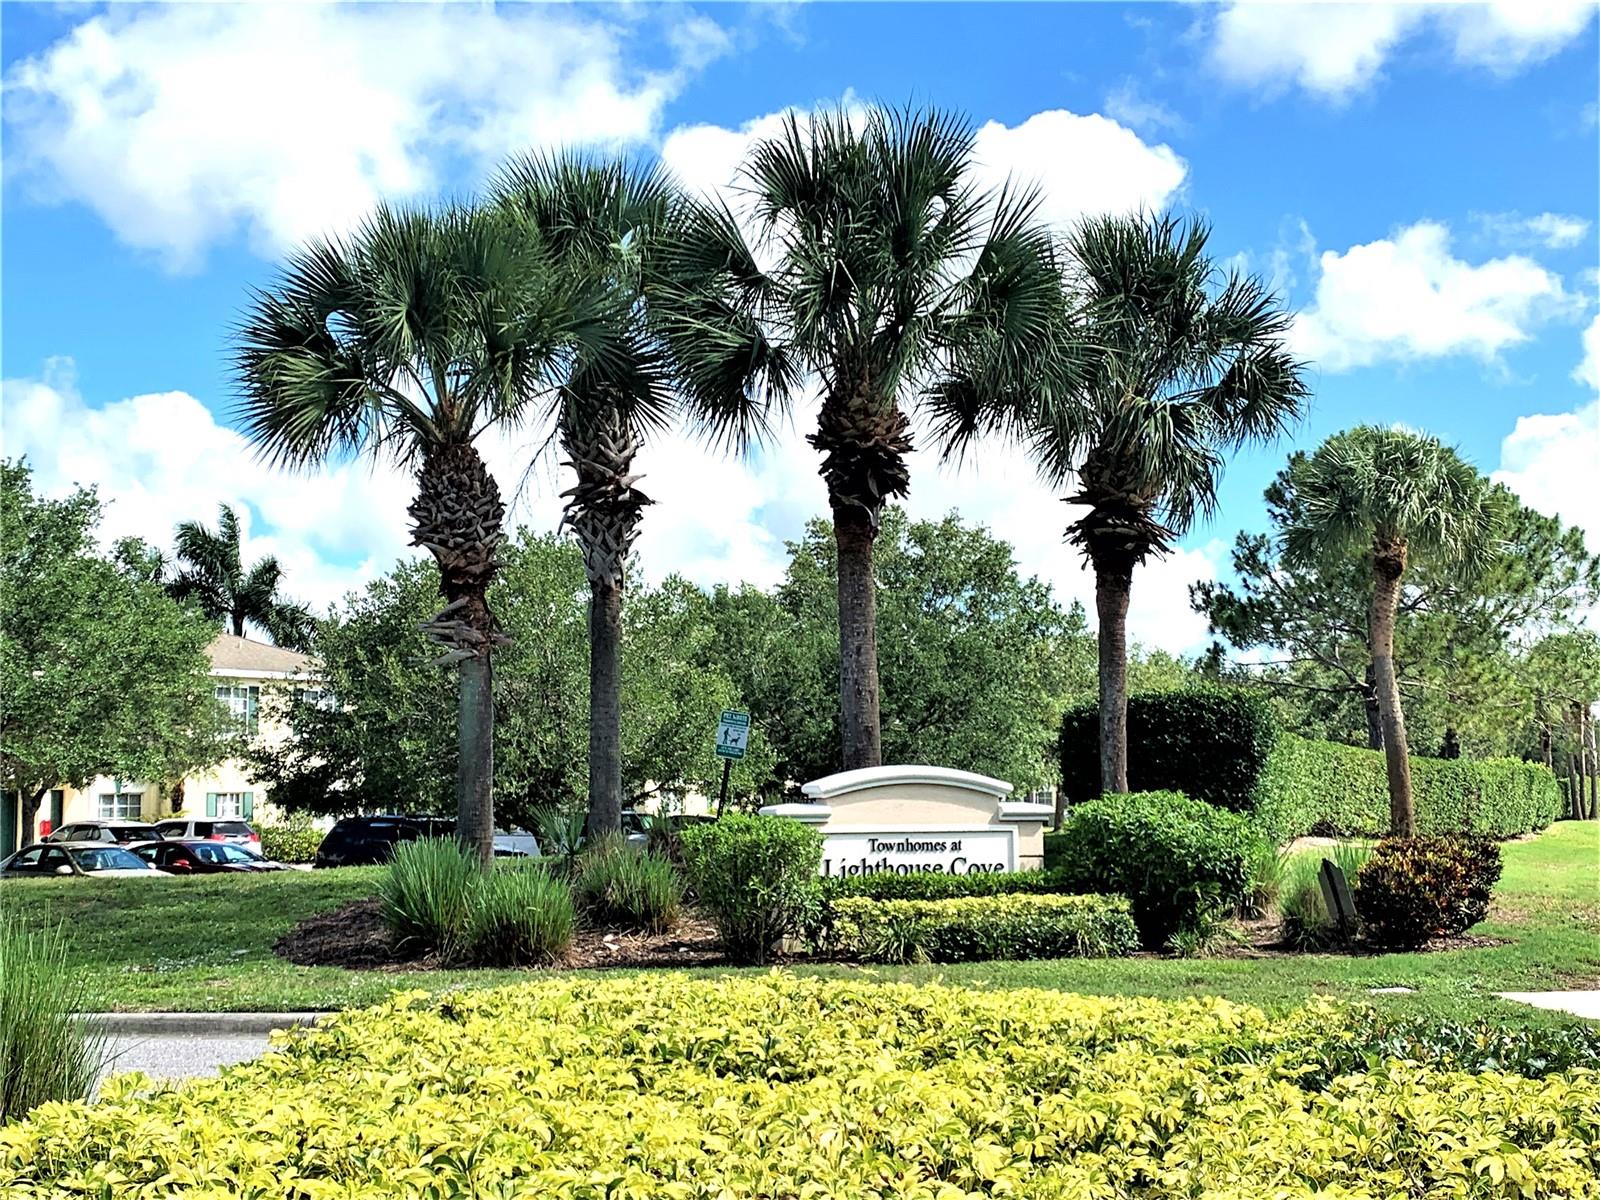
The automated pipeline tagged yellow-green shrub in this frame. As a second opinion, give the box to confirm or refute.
[6,975,1599,1199]
[830,893,1138,962]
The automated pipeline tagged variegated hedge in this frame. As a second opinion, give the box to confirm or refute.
[6,975,1599,1198]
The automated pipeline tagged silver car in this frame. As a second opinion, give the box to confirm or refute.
[1,841,164,879]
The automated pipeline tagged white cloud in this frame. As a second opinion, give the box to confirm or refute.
[1479,211,1593,250]
[1289,220,1574,371]
[3,3,726,269]
[1577,312,1600,391]
[1103,78,1187,135]
[1207,1,1597,100]
[1493,399,1600,543]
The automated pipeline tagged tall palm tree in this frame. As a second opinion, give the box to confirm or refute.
[1026,212,1309,795]
[491,153,777,836]
[235,203,613,862]
[167,504,315,650]
[664,105,1067,770]
[1282,427,1503,835]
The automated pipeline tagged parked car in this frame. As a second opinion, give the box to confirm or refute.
[313,816,539,867]
[45,820,163,845]
[153,818,261,849]
[132,839,286,874]
[1,841,163,879]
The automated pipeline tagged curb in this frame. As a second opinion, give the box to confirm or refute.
[81,1012,334,1036]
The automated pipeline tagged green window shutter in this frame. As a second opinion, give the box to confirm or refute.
[206,793,218,817]
[242,792,254,819]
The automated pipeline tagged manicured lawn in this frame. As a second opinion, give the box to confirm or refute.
[6,821,1597,1026]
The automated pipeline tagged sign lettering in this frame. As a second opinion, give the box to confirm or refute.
[818,827,1015,877]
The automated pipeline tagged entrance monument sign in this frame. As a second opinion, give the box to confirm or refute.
[759,765,1053,876]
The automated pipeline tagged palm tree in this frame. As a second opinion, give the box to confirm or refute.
[491,153,776,837]
[235,203,614,862]
[1282,427,1504,835]
[1026,212,1309,795]
[664,105,1066,770]
[167,504,315,650]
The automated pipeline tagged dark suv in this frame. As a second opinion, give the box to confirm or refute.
[313,816,455,868]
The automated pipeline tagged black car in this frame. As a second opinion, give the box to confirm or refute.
[313,815,455,867]
[132,839,287,874]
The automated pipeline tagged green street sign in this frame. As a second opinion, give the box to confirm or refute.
[715,709,750,760]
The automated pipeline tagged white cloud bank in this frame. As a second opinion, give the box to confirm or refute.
[2,2,727,268]
[2,361,1221,655]
[1290,221,1575,371]
[1208,0,1597,100]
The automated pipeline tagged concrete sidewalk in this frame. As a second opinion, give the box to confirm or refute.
[87,1012,331,1084]
[1496,991,1600,1020]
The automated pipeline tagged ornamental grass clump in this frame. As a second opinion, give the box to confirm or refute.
[573,836,682,933]
[461,868,575,966]
[0,916,105,1124]
[9,975,1600,1198]
[377,837,478,957]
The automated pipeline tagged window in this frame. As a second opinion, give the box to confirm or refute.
[209,794,250,819]
[98,793,143,820]
[216,684,261,735]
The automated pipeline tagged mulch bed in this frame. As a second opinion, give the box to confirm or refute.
[1215,914,1505,959]
[275,899,729,971]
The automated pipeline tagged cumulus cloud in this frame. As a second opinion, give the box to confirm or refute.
[3,360,1217,654]
[1577,312,1600,392]
[1478,211,1593,250]
[1207,1,1597,100]
[1493,399,1600,543]
[1289,221,1575,371]
[3,2,726,269]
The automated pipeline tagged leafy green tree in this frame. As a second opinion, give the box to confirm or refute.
[491,154,771,837]
[0,461,233,841]
[667,105,1069,771]
[1196,471,1597,756]
[235,203,616,862]
[1281,427,1504,835]
[166,503,314,649]
[698,508,1098,791]
[1018,213,1308,796]
[253,533,774,829]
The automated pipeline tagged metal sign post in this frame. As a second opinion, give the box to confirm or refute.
[714,709,750,817]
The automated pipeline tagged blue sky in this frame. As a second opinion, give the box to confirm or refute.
[3,1,1596,653]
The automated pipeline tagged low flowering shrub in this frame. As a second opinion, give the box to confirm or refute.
[821,865,1077,904]
[257,822,322,864]
[680,814,822,965]
[1354,835,1503,948]
[6,976,1600,1198]
[1054,790,1263,948]
[572,836,682,933]
[829,893,1138,962]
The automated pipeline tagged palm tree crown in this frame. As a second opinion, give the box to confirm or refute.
[167,504,313,649]
[664,104,1068,768]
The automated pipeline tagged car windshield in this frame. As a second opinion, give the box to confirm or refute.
[219,844,261,863]
[112,826,160,842]
[69,846,148,872]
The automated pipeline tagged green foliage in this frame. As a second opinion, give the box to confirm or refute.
[1058,688,1279,810]
[0,916,104,1124]
[821,866,1077,904]
[376,838,479,957]
[1354,836,1503,949]
[0,461,234,832]
[679,814,822,965]
[1276,843,1372,949]
[572,836,682,933]
[253,534,775,829]
[257,821,322,864]
[13,976,1600,1198]
[830,893,1139,963]
[1054,791,1263,948]
[460,868,575,967]
[1289,1007,1600,1082]
[1255,733,1563,843]
[166,503,313,650]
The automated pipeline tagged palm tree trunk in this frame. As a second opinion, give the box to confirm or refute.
[1370,548,1414,836]
[586,580,623,839]
[457,653,494,862]
[1363,662,1384,750]
[1094,560,1132,795]
[834,502,883,771]
[231,611,245,637]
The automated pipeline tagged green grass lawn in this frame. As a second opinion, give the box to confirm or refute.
[5,821,1597,1026]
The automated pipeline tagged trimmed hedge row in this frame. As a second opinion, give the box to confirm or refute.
[1059,690,1563,843]
[830,893,1138,963]
[1255,734,1563,843]
[820,866,1076,904]
[258,824,322,864]
[1058,688,1278,811]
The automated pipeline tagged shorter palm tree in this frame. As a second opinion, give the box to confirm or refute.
[1021,212,1308,794]
[167,504,314,649]
[1282,427,1504,835]
[236,202,612,862]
